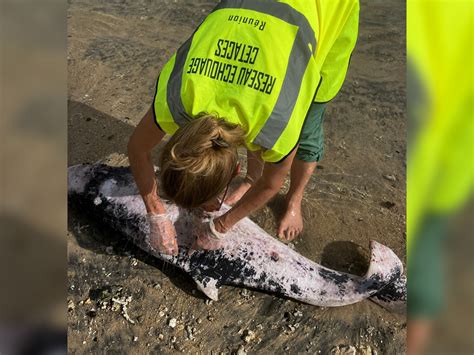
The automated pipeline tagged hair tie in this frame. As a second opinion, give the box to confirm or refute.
[211,137,230,148]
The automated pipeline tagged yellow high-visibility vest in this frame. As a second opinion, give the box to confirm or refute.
[154,0,359,162]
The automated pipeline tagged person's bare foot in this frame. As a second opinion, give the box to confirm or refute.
[278,197,303,241]
[224,181,252,205]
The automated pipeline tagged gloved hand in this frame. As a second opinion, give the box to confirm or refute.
[193,218,226,251]
[146,213,178,256]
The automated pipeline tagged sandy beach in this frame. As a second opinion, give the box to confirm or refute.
[67,1,406,353]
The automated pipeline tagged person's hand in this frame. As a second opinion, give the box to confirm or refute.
[201,198,222,212]
[195,227,222,251]
[146,213,178,256]
[192,218,225,251]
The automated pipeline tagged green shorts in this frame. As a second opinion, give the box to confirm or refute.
[408,214,447,318]
[296,102,327,162]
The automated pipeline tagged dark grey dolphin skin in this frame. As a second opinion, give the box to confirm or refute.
[68,164,406,310]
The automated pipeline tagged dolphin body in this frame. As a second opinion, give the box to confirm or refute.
[68,164,406,310]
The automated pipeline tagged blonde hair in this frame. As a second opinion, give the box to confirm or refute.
[159,113,245,208]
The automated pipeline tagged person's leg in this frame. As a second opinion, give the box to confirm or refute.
[224,149,264,205]
[407,320,433,355]
[278,102,327,241]
[278,160,317,240]
[407,215,447,355]
[225,149,317,241]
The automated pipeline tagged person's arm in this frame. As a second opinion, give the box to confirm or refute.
[128,106,178,255]
[214,149,297,233]
[245,149,265,184]
[127,106,166,214]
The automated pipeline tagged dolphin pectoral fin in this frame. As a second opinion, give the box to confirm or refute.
[193,277,219,301]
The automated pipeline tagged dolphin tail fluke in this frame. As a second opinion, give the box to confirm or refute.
[370,275,407,313]
[362,240,404,291]
[193,277,219,301]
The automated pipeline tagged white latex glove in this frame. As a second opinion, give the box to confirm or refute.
[146,213,178,256]
[193,218,225,251]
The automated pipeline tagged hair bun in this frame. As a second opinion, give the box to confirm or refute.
[211,137,230,148]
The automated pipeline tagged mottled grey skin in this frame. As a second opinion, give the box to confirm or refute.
[68,164,406,310]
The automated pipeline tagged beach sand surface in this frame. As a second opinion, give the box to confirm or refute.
[67,1,406,353]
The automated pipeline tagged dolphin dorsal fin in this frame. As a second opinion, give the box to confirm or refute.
[193,277,219,301]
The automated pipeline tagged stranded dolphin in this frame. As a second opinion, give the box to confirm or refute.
[68,164,406,310]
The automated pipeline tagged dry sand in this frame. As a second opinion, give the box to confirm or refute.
[68,0,406,353]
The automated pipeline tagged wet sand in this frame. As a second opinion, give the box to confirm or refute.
[68,1,406,353]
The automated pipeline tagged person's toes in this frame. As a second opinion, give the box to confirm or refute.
[277,225,285,239]
[294,228,300,240]
[289,229,296,241]
[288,227,299,241]
[278,230,284,240]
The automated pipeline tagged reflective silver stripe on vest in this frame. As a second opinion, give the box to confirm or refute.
[167,0,316,149]
[167,35,195,126]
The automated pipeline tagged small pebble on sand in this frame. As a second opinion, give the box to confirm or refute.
[168,318,177,328]
[293,310,303,317]
[383,174,396,182]
[185,325,194,340]
[331,345,357,355]
[68,300,75,311]
[242,330,256,343]
[240,289,250,297]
